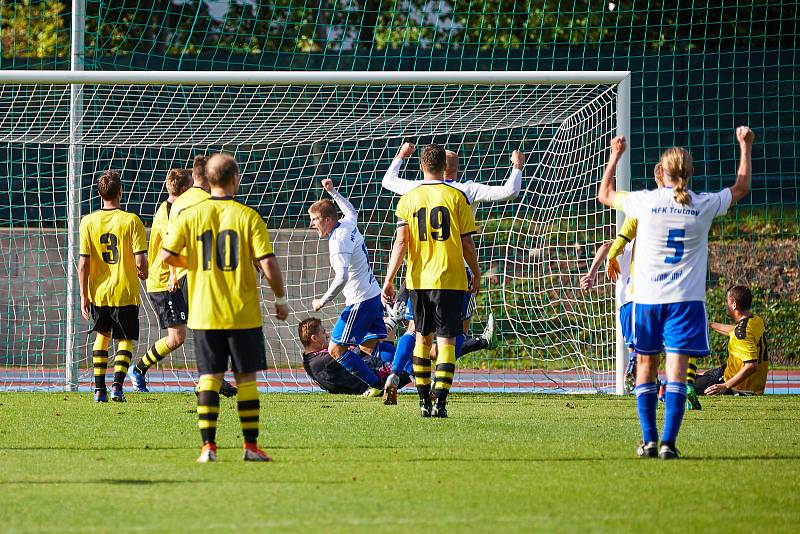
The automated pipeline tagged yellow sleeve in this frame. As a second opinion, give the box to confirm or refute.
[79,217,90,256]
[161,212,187,255]
[251,213,274,260]
[608,217,638,259]
[612,190,630,211]
[132,216,147,255]
[395,194,409,224]
[457,195,476,236]
[728,327,759,363]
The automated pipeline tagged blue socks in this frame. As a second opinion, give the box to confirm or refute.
[392,332,415,375]
[335,349,380,388]
[662,381,687,446]
[375,341,396,364]
[634,382,659,443]
[455,334,465,358]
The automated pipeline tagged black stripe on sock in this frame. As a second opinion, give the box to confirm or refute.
[237,399,259,411]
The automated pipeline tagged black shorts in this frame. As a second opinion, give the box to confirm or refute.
[695,367,727,395]
[91,305,139,340]
[410,289,465,338]
[178,275,189,311]
[193,328,267,375]
[148,290,188,329]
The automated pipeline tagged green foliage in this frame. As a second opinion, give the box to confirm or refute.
[1,393,798,531]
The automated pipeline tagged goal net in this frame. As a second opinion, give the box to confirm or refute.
[0,71,630,393]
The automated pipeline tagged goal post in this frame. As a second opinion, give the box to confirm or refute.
[0,70,631,394]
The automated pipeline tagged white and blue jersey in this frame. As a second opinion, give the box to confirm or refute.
[617,186,732,356]
[319,188,385,346]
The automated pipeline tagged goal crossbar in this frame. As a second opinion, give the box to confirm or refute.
[0,70,631,86]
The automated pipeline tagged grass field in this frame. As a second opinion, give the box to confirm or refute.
[1,392,799,533]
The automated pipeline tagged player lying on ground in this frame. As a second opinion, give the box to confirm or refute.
[380,142,521,403]
[128,168,192,392]
[78,170,147,403]
[700,285,769,395]
[161,153,289,463]
[597,126,754,459]
[308,179,389,397]
[382,143,480,418]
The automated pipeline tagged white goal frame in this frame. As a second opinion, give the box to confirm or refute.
[0,69,631,394]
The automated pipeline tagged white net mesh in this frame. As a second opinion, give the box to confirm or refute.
[0,81,620,392]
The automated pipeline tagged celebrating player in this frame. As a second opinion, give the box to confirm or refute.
[308,179,388,397]
[78,170,147,403]
[700,285,769,395]
[128,169,192,392]
[382,143,480,418]
[380,143,520,402]
[596,126,755,459]
[160,153,289,462]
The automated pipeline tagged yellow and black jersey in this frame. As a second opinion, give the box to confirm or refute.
[146,200,172,293]
[79,208,146,306]
[608,216,638,259]
[167,186,210,280]
[161,197,274,330]
[396,181,476,291]
[725,314,769,395]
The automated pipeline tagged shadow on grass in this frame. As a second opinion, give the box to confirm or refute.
[0,479,191,485]
[409,455,800,462]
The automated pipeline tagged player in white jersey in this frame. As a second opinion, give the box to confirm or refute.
[597,126,755,459]
[379,142,523,402]
[309,178,387,395]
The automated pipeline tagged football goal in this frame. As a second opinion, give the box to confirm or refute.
[0,70,631,393]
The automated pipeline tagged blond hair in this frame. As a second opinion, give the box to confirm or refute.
[659,147,693,206]
[206,153,239,187]
[309,198,337,220]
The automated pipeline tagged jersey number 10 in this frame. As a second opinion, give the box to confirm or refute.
[197,229,240,271]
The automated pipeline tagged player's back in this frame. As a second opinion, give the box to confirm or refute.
[726,314,769,394]
[623,187,730,304]
[328,219,381,305]
[396,182,476,291]
[79,208,146,306]
[146,200,171,292]
[164,198,273,330]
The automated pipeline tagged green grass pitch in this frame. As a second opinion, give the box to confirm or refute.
[1,392,798,532]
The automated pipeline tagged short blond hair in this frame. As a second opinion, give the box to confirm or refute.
[165,168,192,195]
[206,153,239,187]
[309,198,337,220]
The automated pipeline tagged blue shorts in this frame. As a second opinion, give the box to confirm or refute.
[404,292,473,322]
[618,302,634,348]
[632,301,710,356]
[331,295,387,346]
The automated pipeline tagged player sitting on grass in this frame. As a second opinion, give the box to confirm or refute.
[382,143,480,418]
[128,168,192,392]
[699,285,769,395]
[299,317,412,395]
[380,143,519,403]
[597,126,754,459]
[78,170,147,403]
[308,179,388,397]
[161,153,289,462]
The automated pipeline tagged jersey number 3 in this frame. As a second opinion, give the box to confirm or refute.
[664,228,685,264]
[198,229,239,271]
[100,233,119,264]
[413,206,451,241]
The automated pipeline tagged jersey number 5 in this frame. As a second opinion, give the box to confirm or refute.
[100,233,119,264]
[198,229,239,271]
[664,228,685,264]
[413,206,451,241]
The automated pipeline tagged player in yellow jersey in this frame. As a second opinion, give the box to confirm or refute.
[128,169,192,392]
[699,285,769,395]
[381,144,480,418]
[78,170,147,403]
[161,153,289,462]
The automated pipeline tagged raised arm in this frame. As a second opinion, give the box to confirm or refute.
[322,179,357,225]
[470,150,525,203]
[596,136,626,208]
[382,142,419,195]
[728,126,755,206]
